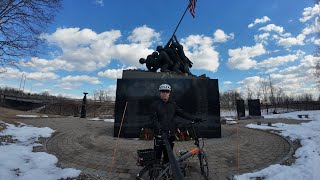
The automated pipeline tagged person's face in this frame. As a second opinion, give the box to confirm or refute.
[160,90,170,102]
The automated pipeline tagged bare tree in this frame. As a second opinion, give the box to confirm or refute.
[41,91,50,97]
[93,90,111,102]
[246,86,253,100]
[296,93,313,102]
[274,87,286,105]
[244,82,262,100]
[220,89,242,110]
[268,75,276,106]
[0,0,62,68]
[259,78,269,103]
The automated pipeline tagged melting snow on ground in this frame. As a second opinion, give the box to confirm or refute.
[235,110,320,180]
[0,122,81,180]
[88,118,115,122]
[16,115,48,118]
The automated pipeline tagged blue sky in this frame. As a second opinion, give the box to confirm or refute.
[0,0,319,100]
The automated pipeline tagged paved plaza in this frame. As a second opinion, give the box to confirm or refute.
[16,117,295,180]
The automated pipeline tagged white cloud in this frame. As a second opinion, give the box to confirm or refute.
[26,72,59,81]
[300,55,317,68]
[272,35,280,40]
[112,43,152,68]
[252,55,318,97]
[33,27,155,72]
[315,38,320,45]
[237,76,262,85]
[54,82,81,90]
[97,66,136,79]
[98,69,123,79]
[269,73,308,91]
[235,66,318,98]
[22,57,74,72]
[264,67,279,74]
[236,76,264,98]
[43,28,107,50]
[259,24,284,34]
[33,83,44,87]
[254,33,270,44]
[213,29,234,43]
[302,17,320,35]
[0,68,22,79]
[0,68,58,81]
[299,3,320,23]
[60,75,101,85]
[180,35,220,72]
[223,81,232,85]
[277,34,306,47]
[248,16,271,28]
[227,44,266,70]
[23,26,229,73]
[95,0,104,6]
[53,92,84,99]
[128,25,160,46]
[299,3,320,37]
[257,54,300,68]
[106,84,117,96]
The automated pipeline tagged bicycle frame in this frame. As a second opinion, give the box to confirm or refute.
[156,121,205,179]
[154,146,203,179]
[136,120,208,180]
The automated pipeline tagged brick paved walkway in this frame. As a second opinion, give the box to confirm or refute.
[17,117,294,180]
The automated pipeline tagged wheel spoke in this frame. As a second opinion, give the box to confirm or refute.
[136,163,170,180]
[198,151,209,180]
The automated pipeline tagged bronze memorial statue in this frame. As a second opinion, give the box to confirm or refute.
[139,35,194,76]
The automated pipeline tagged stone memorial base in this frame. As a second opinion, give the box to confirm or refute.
[248,99,261,116]
[114,70,221,138]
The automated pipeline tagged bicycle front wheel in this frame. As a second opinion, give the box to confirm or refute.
[136,163,170,180]
[198,150,209,180]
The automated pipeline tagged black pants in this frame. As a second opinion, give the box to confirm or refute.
[154,136,175,163]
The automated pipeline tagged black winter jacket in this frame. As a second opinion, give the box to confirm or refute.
[150,99,195,136]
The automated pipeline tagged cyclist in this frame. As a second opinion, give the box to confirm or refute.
[150,84,201,164]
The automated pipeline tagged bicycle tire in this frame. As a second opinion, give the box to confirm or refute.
[136,163,170,180]
[198,150,209,180]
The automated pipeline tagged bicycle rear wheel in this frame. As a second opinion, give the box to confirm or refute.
[198,150,209,180]
[136,163,170,180]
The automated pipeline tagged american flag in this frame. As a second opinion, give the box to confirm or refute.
[189,0,197,18]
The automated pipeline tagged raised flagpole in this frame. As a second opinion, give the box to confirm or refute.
[167,0,196,45]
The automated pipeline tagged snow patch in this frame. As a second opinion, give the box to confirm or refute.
[16,115,49,118]
[235,110,320,180]
[0,123,81,180]
[88,118,114,122]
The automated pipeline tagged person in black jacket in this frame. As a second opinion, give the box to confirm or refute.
[150,84,200,163]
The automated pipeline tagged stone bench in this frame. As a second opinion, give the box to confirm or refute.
[297,114,309,118]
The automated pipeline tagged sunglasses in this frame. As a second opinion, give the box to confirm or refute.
[160,90,171,94]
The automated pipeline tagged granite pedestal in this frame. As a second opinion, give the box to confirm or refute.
[248,99,261,116]
[114,70,221,138]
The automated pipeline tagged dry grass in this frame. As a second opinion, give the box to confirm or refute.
[0,107,41,125]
